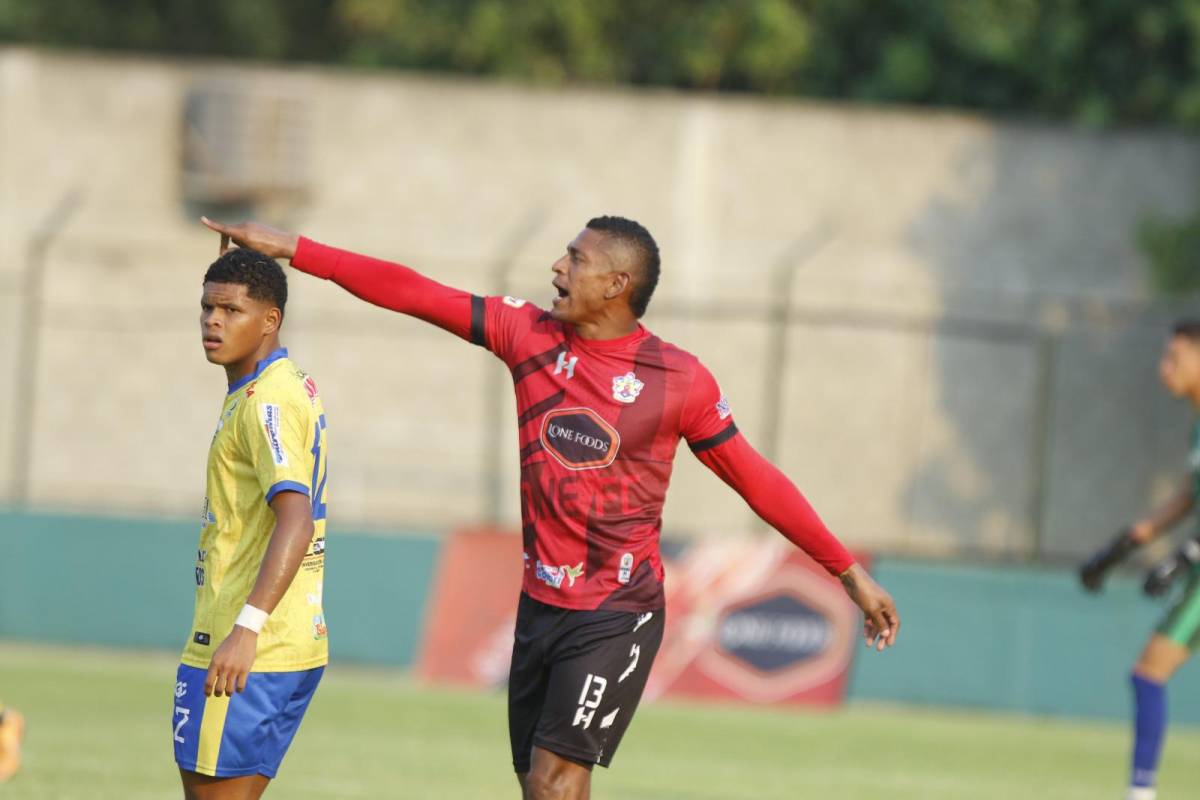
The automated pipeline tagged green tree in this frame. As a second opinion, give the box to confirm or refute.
[4,0,1200,127]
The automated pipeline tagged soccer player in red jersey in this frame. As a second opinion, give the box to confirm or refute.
[202,215,900,800]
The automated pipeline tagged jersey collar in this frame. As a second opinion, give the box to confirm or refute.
[227,347,289,395]
[566,324,648,353]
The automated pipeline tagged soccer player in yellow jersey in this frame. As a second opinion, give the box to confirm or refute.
[174,246,329,800]
[0,700,23,782]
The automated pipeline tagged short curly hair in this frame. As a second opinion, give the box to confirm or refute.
[586,216,660,318]
[203,248,288,318]
[1174,320,1200,340]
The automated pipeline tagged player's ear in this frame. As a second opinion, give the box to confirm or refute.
[263,306,283,335]
[605,271,631,300]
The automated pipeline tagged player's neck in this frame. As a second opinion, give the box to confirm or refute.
[1189,384,1200,410]
[570,314,639,341]
[225,337,283,387]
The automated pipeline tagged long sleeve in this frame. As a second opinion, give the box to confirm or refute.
[290,236,483,344]
[692,433,856,575]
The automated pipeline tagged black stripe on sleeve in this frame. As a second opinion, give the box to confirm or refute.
[511,343,567,384]
[688,423,739,454]
[517,390,567,428]
[469,295,487,348]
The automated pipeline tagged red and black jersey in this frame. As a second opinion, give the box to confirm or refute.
[292,238,855,612]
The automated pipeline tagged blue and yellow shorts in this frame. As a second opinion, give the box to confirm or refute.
[172,663,323,778]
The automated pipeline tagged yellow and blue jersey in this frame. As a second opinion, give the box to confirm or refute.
[181,348,329,672]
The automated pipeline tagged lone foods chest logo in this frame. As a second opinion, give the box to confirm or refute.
[540,408,620,470]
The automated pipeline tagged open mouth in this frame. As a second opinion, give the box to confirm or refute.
[553,283,569,303]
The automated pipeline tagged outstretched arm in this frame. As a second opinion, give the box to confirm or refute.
[692,432,900,651]
[201,218,482,344]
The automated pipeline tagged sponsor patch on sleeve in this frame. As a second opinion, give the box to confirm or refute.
[503,296,528,308]
[259,403,289,466]
[716,396,732,420]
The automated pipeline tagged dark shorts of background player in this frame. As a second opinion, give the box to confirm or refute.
[509,592,665,772]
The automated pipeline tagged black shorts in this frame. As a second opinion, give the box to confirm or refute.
[508,592,665,771]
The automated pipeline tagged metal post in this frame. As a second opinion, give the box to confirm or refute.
[1027,331,1059,561]
[756,228,832,533]
[759,229,833,462]
[11,190,82,507]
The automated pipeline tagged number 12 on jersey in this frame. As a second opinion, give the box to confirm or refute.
[310,414,328,521]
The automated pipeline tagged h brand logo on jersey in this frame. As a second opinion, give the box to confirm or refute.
[302,375,319,407]
[554,352,578,380]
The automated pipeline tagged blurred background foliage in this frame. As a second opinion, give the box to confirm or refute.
[6,0,1200,292]
[5,0,1200,127]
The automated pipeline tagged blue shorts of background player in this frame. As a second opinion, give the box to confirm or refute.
[172,664,323,779]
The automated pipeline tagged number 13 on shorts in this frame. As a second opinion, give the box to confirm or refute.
[573,674,608,729]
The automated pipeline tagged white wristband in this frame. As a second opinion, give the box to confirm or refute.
[234,604,269,634]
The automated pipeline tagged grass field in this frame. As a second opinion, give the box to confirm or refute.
[1,643,1198,799]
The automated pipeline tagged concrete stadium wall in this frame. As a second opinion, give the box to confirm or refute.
[2,47,1200,560]
[850,559,1200,724]
[0,509,438,667]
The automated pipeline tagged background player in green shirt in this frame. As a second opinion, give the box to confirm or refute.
[1080,321,1200,800]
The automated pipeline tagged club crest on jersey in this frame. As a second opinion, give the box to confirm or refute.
[536,560,584,589]
[612,372,644,404]
[212,402,237,443]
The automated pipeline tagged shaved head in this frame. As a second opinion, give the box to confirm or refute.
[585,216,660,317]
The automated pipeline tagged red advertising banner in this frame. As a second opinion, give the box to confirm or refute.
[647,538,868,706]
[416,529,868,706]
[416,527,524,686]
